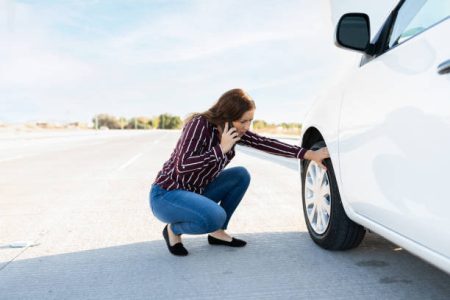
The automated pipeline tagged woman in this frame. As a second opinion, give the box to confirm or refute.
[150,88,329,256]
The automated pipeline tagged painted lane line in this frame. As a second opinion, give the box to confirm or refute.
[117,153,143,171]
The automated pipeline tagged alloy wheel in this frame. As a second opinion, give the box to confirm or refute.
[304,161,331,234]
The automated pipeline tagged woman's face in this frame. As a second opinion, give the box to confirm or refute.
[232,109,254,137]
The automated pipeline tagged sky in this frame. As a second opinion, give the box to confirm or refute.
[0,0,397,124]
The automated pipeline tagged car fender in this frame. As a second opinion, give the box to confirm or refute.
[300,73,362,223]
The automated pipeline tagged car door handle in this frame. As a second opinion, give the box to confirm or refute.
[437,59,450,74]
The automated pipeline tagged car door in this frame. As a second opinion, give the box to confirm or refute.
[338,0,450,257]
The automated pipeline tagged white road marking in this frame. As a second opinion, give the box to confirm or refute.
[117,153,143,171]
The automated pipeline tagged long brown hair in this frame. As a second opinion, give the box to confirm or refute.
[185,88,256,127]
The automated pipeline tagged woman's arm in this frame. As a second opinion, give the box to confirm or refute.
[238,130,307,159]
[174,117,225,174]
[238,131,329,169]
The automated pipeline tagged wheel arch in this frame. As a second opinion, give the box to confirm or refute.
[300,126,327,174]
[301,126,324,150]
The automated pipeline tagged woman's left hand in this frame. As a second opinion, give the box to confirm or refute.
[304,147,330,170]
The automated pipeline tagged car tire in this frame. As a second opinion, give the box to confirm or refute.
[301,142,366,250]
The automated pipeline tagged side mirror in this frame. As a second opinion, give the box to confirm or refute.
[335,13,370,52]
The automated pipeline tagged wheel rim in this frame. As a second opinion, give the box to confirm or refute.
[304,161,331,234]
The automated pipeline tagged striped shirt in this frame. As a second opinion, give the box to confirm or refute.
[153,115,307,194]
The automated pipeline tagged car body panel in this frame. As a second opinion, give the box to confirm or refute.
[300,8,450,273]
[300,82,343,177]
[340,18,450,257]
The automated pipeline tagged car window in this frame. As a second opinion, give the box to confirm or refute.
[388,0,450,48]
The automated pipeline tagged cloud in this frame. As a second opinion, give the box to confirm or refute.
[101,0,329,65]
[0,2,96,89]
[0,0,344,123]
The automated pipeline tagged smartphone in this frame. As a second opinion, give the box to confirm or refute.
[227,121,234,129]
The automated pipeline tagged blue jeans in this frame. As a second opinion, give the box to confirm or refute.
[149,166,251,235]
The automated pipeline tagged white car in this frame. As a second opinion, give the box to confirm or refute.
[299,0,450,274]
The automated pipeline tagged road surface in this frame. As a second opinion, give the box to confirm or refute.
[0,130,448,299]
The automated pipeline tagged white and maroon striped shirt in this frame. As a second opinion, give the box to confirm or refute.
[153,115,307,194]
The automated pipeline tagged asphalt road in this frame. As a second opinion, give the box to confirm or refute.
[0,130,449,299]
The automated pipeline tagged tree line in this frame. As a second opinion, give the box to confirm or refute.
[93,114,301,132]
[252,120,301,131]
[93,113,183,129]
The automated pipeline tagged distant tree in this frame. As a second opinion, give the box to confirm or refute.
[152,116,160,129]
[252,119,301,134]
[158,113,182,129]
[119,117,127,129]
[252,120,268,130]
[281,122,302,130]
[138,117,152,129]
[93,114,121,129]
[126,117,151,129]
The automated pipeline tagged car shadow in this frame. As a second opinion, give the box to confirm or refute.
[0,231,449,300]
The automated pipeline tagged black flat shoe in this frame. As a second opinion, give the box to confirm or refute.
[162,225,188,256]
[208,235,247,247]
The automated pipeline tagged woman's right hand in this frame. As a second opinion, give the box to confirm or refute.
[220,122,240,153]
[304,147,330,170]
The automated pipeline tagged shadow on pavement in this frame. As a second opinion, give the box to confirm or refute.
[0,232,449,300]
